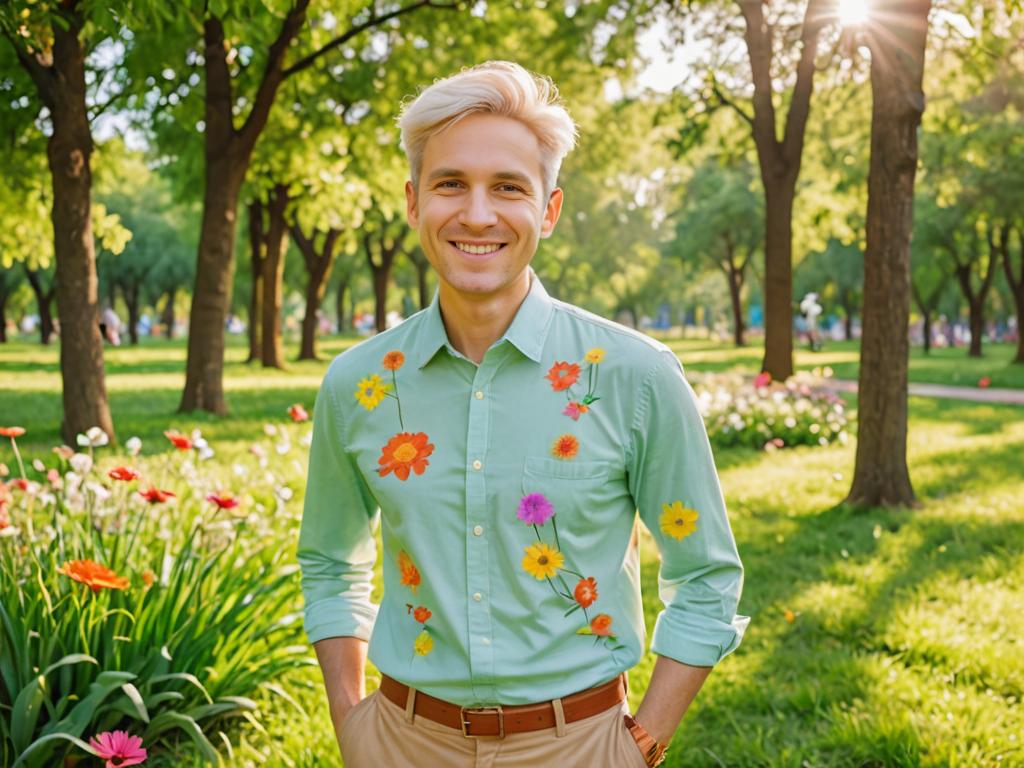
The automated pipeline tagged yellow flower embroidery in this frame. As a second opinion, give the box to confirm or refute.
[585,348,605,364]
[354,374,390,411]
[659,501,699,541]
[522,542,565,580]
[414,629,434,656]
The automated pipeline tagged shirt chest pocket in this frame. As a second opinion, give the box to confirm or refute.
[520,457,624,540]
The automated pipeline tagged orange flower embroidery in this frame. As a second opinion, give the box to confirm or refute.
[590,614,613,637]
[551,434,580,460]
[545,362,580,392]
[398,550,421,594]
[413,606,432,623]
[382,350,406,371]
[574,577,598,608]
[59,559,130,593]
[378,432,434,481]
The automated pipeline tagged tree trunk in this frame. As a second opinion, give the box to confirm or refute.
[726,261,745,347]
[844,310,853,341]
[293,226,340,361]
[417,258,429,309]
[246,200,265,363]
[366,231,400,333]
[846,0,930,509]
[335,275,349,333]
[161,287,176,338]
[260,184,290,369]
[0,292,7,343]
[23,268,56,345]
[997,224,1024,364]
[125,283,140,345]
[372,267,390,333]
[921,309,932,355]
[967,299,984,357]
[761,181,795,374]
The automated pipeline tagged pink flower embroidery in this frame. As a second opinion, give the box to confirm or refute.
[517,493,555,526]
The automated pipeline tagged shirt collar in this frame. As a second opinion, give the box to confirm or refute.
[416,271,554,369]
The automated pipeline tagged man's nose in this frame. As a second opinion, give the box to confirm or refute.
[458,187,499,229]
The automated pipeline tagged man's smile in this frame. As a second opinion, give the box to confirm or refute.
[448,241,509,257]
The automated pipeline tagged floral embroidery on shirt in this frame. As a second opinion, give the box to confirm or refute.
[551,434,579,460]
[397,550,434,658]
[356,350,436,480]
[660,501,699,541]
[548,348,605,420]
[516,492,625,652]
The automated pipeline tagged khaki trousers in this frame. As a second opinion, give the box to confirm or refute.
[338,683,649,768]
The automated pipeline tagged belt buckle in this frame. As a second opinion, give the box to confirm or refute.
[460,705,504,738]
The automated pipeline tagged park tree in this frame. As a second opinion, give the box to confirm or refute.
[846,0,931,509]
[910,197,955,354]
[665,155,761,346]
[0,1,134,441]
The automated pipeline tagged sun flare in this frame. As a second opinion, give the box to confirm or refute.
[837,0,870,27]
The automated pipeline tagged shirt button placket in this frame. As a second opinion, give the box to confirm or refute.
[465,374,496,702]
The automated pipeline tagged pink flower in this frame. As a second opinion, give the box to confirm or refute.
[88,729,148,767]
[517,493,555,526]
[562,402,589,421]
[754,372,772,388]
[978,376,991,388]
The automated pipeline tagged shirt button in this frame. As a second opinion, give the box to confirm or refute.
[473,592,482,602]
[472,459,482,471]
[473,525,483,536]
[475,390,484,400]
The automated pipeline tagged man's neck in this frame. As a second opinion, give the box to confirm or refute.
[438,271,532,365]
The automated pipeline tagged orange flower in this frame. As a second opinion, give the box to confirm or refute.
[288,404,309,422]
[382,350,406,371]
[0,427,25,439]
[206,493,239,510]
[590,614,613,637]
[378,432,434,481]
[413,606,432,623]
[139,487,175,504]
[574,577,599,608]
[108,466,140,482]
[142,570,156,589]
[551,434,579,460]
[545,362,580,392]
[163,430,192,451]
[398,550,421,594]
[59,559,129,593]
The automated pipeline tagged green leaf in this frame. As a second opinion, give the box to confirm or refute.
[12,732,97,768]
[11,675,46,754]
[119,683,150,723]
[143,711,219,762]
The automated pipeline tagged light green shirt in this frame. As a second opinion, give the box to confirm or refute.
[298,275,749,706]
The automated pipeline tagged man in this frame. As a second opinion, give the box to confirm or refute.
[298,61,749,767]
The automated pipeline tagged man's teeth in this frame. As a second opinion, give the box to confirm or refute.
[454,242,503,255]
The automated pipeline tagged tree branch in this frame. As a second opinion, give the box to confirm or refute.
[781,0,826,165]
[709,78,754,129]
[282,0,461,79]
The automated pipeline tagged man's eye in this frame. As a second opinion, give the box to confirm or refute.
[438,180,462,189]
[498,184,524,193]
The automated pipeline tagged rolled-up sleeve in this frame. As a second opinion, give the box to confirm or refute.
[298,361,380,644]
[627,350,750,667]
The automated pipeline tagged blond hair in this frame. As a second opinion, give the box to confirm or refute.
[397,61,578,199]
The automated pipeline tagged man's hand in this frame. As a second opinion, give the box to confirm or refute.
[632,655,712,746]
[313,636,369,750]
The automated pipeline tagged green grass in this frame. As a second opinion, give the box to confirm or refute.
[656,337,1024,390]
[1,337,1022,767]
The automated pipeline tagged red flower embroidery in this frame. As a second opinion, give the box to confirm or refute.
[382,350,406,371]
[378,432,434,480]
[413,606,432,623]
[574,577,599,608]
[590,614,613,637]
[546,362,580,392]
[398,550,421,594]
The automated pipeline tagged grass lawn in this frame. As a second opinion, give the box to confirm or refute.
[1,336,1022,767]
[657,337,1024,390]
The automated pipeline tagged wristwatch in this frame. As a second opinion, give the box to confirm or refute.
[623,714,669,767]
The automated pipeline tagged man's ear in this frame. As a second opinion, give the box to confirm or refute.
[539,187,564,239]
[405,180,419,228]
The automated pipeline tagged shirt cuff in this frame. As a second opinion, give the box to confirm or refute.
[303,597,379,644]
[650,608,751,667]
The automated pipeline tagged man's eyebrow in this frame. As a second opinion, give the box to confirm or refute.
[425,168,535,189]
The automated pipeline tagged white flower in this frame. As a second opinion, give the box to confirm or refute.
[85,481,112,503]
[0,526,20,538]
[125,436,142,456]
[76,426,109,448]
[263,423,278,436]
[32,458,46,472]
[69,453,93,475]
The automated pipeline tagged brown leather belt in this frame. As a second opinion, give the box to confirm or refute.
[379,673,627,738]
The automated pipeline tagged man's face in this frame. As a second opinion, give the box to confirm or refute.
[406,112,563,300]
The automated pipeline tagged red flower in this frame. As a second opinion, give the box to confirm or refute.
[413,606,432,623]
[378,432,434,481]
[590,614,613,637]
[139,487,175,504]
[164,430,192,451]
[108,466,140,482]
[288,403,309,423]
[8,478,30,492]
[206,493,240,510]
[978,376,991,388]
[574,577,599,608]
[546,362,580,392]
[0,426,25,439]
[398,550,421,593]
[754,372,772,388]
[382,350,406,371]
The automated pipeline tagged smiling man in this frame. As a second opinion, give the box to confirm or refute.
[298,61,749,767]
